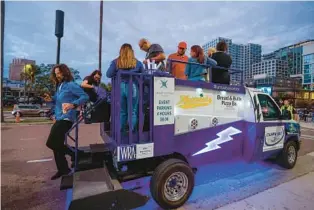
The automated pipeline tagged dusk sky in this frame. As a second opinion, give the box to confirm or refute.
[3,1,314,81]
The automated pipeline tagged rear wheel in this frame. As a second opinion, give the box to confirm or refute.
[39,112,46,117]
[277,140,298,169]
[150,158,194,209]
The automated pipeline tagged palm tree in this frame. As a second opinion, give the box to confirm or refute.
[1,0,5,122]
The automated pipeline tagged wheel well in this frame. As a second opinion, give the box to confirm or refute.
[286,136,300,151]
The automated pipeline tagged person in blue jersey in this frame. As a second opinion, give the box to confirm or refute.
[106,43,144,133]
[185,45,217,81]
[45,64,89,180]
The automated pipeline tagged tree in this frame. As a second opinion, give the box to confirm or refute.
[20,63,37,101]
[33,63,81,96]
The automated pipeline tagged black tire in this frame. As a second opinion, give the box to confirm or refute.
[277,140,298,169]
[150,158,194,209]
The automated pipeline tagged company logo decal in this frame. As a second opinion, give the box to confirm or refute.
[265,127,285,146]
[176,95,212,109]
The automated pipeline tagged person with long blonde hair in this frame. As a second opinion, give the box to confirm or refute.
[106,43,144,132]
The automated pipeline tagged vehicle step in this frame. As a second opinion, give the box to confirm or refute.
[68,167,149,210]
[72,167,115,201]
[60,174,73,190]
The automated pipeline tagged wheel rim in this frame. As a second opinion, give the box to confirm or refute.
[287,145,296,164]
[164,172,189,202]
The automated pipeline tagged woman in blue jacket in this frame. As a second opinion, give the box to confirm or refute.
[106,43,144,133]
[45,64,89,180]
[185,45,217,81]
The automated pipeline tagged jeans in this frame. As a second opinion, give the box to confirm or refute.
[120,82,139,132]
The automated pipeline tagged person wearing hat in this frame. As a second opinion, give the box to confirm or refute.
[166,41,189,79]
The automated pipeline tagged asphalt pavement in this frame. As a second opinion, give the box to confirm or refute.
[1,123,314,210]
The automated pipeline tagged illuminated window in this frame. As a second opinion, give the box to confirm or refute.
[303,92,309,99]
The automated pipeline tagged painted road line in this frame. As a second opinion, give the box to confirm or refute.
[27,158,53,163]
[307,152,314,157]
[301,134,314,140]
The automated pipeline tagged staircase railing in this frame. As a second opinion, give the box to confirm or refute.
[64,96,108,172]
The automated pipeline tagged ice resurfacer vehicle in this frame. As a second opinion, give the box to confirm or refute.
[61,59,301,210]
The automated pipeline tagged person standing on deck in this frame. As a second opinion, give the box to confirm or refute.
[45,64,89,180]
[207,47,216,58]
[106,43,144,133]
[138,38,166,71]
[167,41,189,79]
[185,45,217,81]
[211,41,232,85]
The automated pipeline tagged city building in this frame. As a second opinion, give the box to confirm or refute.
[262,39,314,77]
[251,59,289,81]
[202,37,262,83]
[9,58,36,81]
[302,42,314,91]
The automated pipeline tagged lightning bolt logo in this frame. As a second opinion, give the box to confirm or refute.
[192,126,242,156]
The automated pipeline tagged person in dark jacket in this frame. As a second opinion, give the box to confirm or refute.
[211,41,232,84]
[106,43,144,132]
[81,70,102,102]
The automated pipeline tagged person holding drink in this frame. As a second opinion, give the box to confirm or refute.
[45,64,89,180]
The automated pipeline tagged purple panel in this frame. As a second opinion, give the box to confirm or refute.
[153,121,247,168]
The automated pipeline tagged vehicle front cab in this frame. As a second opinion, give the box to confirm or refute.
[248,88,301,169]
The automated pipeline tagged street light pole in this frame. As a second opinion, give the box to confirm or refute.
[56,37,61,64]
[1,0,5,122]
[99,0,103,72]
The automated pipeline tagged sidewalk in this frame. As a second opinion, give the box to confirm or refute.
[300,121,314,129]
[217,171,314,210]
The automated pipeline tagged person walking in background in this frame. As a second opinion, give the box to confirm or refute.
[167,41,189,79]
[211,40,232,84]
[280,99,298,121]
[207,47,216,58]
[106,43,144,133]
[45,64,89,180]
[185,45,217,81]
[138,38,166,70]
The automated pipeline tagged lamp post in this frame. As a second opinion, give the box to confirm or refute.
[55,10,64,64]
[99,0,103,72]
[1,0,5,122]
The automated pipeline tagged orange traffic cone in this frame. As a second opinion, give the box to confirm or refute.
[15,112,21,123]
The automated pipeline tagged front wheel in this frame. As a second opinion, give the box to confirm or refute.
[150,158,194,209]
[277,140,298,169]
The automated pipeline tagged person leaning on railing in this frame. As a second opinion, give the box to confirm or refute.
[106,43,144,133]
[185,45,217,81]
[211,40,232,85]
